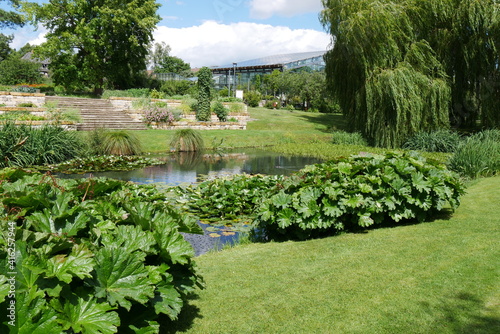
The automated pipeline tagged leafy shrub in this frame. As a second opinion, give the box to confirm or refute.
[143,104,175,124]
[218,97,243,103]
[448,130,500,178]
[264,99,281,109]
[149,88,166,99]
[0,59,42,85]
[332,131,368,146]
[11,85,37,93]
[160,80,192,96]
[175,174,284,220]
[244,91,261,107]
[0,122,82,167]
[212,101,228,122]
[0,110,46,121]
[402,129,461,152]
[100,130,142,156]
[170,129,204,152]
[256,152,465,240]
[102,89,150,99]
[0,169,203,333]
[16,102,36,108]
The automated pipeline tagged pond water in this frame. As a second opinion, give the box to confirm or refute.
[58,148,322,186]
[58,149,322,256]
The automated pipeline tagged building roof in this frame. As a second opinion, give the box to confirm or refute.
[212,51,326,71]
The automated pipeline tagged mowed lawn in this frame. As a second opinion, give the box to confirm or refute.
[133,108,341,153]
[167,176,500,334]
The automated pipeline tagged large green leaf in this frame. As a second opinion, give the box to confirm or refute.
[151,283,183,320]
[90,247,155,310]
[26,208,90,236]
[53,293,120,334]
[17,293,62,334]
[0,275,10,303]
[152,220,194,265]
[45,243,95,283]
[101,225,157,254]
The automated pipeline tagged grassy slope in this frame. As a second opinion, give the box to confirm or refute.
[170,176,500,333]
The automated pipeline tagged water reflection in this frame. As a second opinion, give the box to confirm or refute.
[58,149,322,185]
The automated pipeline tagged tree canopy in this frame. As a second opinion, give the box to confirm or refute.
[23,0,161,94]
[149,42,192,77]
[321,0,500,147]
[0,0,24,29]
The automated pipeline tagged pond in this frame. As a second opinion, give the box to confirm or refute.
[58,148,322,185]
[58,149,323,255]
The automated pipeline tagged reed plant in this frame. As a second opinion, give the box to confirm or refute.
[448,130,500,178]
[0,122,82,167]
[331,130,368,146]
[402,129,461,152]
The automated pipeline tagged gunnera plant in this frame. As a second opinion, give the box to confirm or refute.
[448,129,500,178]
[100,130,142,155]
[332,131,368,146]
[170,129,204,152]
[402,129,461,152]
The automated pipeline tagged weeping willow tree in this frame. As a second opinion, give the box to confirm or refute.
[321,0,500,147]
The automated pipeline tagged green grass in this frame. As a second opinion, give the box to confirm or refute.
[167,176,500,333]
[130,107,450,163]
[133,108,341,153]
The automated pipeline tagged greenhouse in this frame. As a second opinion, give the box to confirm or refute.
[211,51,326,90]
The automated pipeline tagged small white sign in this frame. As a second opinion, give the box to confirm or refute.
[235,90,244,99]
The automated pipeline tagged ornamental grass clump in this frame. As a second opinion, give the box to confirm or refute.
[170,129,204,152]
[256,151,465,240]
[0,169,204,333]
[100,130,142,155]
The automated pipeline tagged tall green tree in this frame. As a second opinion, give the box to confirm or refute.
[0,34,13,61]
[321,0,499,147]
[196,67,213,121]
[23,0,161,94]
[157,56,191,77]
[0,0,24,28]
[149,41,171,70]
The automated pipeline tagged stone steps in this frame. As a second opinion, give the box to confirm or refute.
[45,96,146,131]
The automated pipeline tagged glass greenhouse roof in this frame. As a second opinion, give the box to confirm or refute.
[213,51,326,70]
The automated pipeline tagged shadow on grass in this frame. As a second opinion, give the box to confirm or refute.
[159,297,203,334]
[298,113,348,133]
[424,292,500,333]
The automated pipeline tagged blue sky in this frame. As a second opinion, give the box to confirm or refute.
[2,0,331,67]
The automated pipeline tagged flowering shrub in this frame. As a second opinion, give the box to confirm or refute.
[143,104,176,123]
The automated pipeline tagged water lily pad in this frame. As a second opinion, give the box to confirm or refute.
[208,233,221,238]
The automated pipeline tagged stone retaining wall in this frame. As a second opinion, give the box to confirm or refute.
[0,92,46,107]
[150,121,246,130]
[110,97,249,130]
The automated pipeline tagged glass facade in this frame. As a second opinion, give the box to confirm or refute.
[211,51,326,90]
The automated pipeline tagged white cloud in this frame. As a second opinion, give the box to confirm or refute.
[153,21,330,68]
[9,26,47,50]
[249,0,323,19]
